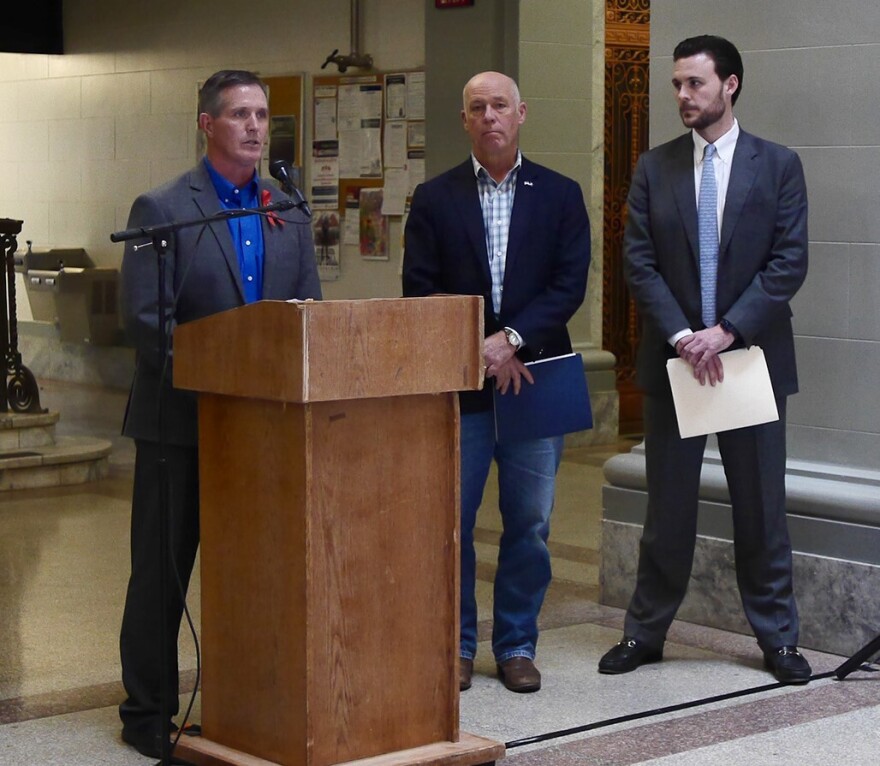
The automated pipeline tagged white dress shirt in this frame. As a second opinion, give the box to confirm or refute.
[669,119,741,347]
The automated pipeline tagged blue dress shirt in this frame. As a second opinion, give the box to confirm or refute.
[204,158,265,303]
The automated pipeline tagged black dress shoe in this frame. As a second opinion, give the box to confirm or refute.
[598,637,663,674]
[121,723,179,759]
[764,646,812,684]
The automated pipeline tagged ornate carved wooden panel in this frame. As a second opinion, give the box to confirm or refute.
[603,0,650,434]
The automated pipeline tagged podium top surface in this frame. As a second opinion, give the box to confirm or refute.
[174,296,485,403]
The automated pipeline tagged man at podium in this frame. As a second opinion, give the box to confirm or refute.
[403,71,590,694]
[117,70,321,758]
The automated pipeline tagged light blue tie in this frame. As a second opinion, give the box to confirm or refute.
[698,143,718,328]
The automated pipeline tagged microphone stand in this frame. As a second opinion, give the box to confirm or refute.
[111,198,300,766]
[835,633,880,680]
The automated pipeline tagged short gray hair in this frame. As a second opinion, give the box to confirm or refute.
[198,70,267,118]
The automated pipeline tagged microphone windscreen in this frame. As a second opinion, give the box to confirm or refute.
[269,160,288,183]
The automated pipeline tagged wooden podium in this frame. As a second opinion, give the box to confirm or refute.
[172,297,504,766]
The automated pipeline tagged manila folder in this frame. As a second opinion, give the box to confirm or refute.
[666,346,778,439]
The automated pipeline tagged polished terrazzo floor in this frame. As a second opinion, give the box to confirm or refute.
[1,380,879,765]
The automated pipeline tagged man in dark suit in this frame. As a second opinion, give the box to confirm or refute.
[403,71,590,693]
[118,70,321,757]
[598,36,811,684]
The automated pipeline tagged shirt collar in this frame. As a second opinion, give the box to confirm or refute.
[471,150,522,186]
[203,157,260,202]
[692,119,739,166]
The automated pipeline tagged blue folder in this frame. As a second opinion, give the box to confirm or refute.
[492,353,593,443]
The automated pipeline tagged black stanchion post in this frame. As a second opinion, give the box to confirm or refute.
[835,634,880,680]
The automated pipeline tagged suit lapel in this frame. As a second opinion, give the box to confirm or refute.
[720,131,759,256]
[259,182,287,300]
[189,163,246,302]
[503,159,536,279]
[669,135,700,263]
[449,161,491,285]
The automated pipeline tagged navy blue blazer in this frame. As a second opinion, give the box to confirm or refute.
[403,157,591,412]
[624,130,808,397]
[121,162,322,446]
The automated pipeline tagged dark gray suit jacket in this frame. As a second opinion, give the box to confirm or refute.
[624,129,808,397]
[121,161,322,446]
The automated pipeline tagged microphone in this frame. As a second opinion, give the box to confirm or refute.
[269,160,312,219]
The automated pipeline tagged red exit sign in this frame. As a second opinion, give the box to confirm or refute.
[436,0,474,7]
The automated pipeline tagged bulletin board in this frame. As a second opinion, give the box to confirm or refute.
[308,70,426,277]
[263,75,306,175]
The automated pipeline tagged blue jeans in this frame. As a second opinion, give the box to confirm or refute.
[459,409,563,662]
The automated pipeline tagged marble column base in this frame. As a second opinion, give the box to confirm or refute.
[17,320,133,390]
[568,345,619,447]
[601,518,880,657]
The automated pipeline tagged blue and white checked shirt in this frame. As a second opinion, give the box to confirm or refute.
[472,152,522,316]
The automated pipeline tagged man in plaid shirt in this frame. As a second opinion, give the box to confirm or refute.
[403,71,591,694]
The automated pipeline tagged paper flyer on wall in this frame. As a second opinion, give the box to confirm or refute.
[310,157,339,210]
[382,169,408,216]
[313,211,341,281]
[406,72,426,120]
[359,188,388,260]
[384,121,407,167]
[385,73,407,119]
[343,190,361,246]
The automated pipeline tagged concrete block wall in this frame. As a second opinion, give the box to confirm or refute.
[0,0,424,306]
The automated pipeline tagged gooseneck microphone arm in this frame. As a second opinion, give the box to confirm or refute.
[110,198,298,243]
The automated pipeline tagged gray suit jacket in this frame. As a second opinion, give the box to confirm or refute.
[121,161,322,446]
[624,129,808,397]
